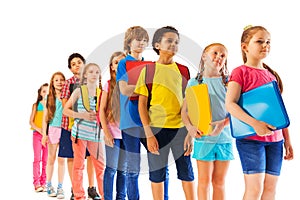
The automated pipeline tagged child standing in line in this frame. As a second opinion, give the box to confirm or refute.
[29,83,49,192]
[135,26,195,200]
[41,72,66,198]
[117,26,170,200]
[225,25,294,200]
[181,43,234,200]
[59,53,100,200]
[63,63,105,200]
[100,51,127,200]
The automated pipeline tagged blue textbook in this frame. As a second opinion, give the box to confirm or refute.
[229,81,290,138]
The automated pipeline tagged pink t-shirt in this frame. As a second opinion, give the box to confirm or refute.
[229,65,283,142]
[103,81,122,139]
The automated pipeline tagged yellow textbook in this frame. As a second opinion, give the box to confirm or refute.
[186,83,212,135]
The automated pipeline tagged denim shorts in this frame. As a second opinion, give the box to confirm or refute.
[147,127,194,183]
[236,139,283,176]
[192,141,234,161]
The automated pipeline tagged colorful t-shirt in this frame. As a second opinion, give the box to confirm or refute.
[32,102,44,130]
[61,76,80,131]
[187,77,232,143]
[71,95,100,142]
[49,97,63,127]
[229,65,283,142]
[134,62,184,128]
[116,54,142,130]
[103,81,121,139]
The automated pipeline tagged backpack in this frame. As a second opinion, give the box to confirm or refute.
[68,85,102,130]
[145,62,190,109]
[73,85,102,153]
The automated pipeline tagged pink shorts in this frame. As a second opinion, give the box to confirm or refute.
[48,126,62,144]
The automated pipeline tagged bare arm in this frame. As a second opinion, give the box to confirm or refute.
[282,128,294,160]
[181,98,202,138]
[63,88,96,121]
[118,80,138,97]
[225,81,275,136]
[138,95,159,155]
[99,89,114,147]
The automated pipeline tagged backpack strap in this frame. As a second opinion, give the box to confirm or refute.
[145,62,156,109]
[80,85,90,111]
[145,62,190,109]
[175,62,190,97]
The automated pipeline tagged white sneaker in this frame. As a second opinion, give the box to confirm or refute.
[57,188,65,199]
[47,186,57,197]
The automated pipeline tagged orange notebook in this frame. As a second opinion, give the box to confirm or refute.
[186,83,212,135]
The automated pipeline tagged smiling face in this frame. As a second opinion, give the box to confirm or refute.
[154,32,179,57]
[52,74,65,91]
[129,37,148,54]
[203,44,227,72]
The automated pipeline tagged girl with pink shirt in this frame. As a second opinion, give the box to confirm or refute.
[225,25,294,200]
[100,51,127,200]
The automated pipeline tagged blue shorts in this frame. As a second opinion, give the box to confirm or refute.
[192,141,234,161]
[58,128,90,158]
[236,139,283,176]
[147,127,194,183]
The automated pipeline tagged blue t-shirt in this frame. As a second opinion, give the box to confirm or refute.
[187,77,232,143]
[116,54,142,130]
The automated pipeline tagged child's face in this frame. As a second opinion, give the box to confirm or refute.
[155,32,179,56]
[53,75,65,91]
[40,86,48,98]
[84,65,101,84]
[129,38,148,54]
[111,55,125,71]
[70,57,84,75]
[244,30,271,60]
[203,45,227,71]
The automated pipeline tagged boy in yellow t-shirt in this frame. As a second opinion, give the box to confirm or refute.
[135,26,195,200]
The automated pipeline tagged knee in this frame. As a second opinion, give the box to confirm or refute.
[105,166,117,175]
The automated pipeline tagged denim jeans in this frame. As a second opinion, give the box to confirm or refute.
[104,139,127,200]
[122,127,169,200]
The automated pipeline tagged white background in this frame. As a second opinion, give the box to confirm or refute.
[0,0,299,199]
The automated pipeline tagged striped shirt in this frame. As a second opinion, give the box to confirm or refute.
[71,96,101,142]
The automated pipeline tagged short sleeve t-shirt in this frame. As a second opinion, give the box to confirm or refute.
[134,62,184,128]
[116,54,142,130]
[186,77,232,143]
[229,65,283,142]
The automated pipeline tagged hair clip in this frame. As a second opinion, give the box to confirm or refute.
[243,25,253,31]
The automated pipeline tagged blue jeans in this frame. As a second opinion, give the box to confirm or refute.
[122,127,169,200]
[104,139,127,200]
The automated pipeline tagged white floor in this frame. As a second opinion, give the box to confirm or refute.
[6,138,298,200]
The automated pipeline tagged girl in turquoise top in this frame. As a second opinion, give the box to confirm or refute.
[182,43,234,200]
[42,71,66,198]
